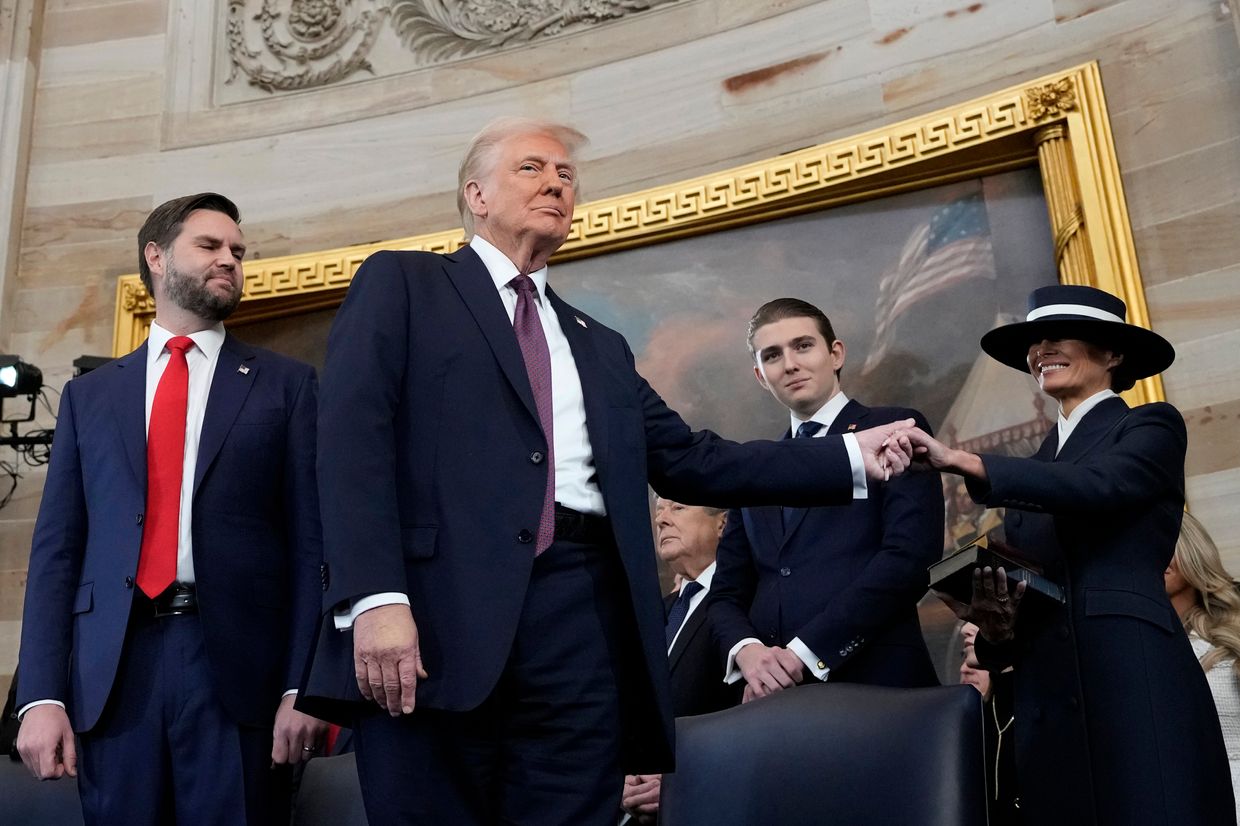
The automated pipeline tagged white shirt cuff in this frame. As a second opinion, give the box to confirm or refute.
[788,636,830,681]
[841,432,868,500]
[282,689,299,698]
[17,699,65,722]
[333,592,410,630]
[724,637,763,684]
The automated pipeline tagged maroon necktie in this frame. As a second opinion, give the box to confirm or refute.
[509,275,555,554]
[136,335,194,597]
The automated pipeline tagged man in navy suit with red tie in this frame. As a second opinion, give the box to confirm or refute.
[301,119,918,825]
[16,193,327,824]
[710,298,943,700]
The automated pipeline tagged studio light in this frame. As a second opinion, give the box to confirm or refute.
[0,355,42,398]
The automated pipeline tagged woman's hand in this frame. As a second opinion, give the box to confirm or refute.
[896,426,988,480]
[935,566,1025,644]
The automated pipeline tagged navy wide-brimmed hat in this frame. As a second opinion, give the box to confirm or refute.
[980,284,1174,389]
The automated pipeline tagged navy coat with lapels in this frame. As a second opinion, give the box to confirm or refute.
[665,588,741,718]
[18,334,323,732]
[709,400,943,688]
[970,396,1234,826]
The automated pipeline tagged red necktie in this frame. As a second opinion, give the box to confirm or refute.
[136,335,194,598]
[509,275,555,554]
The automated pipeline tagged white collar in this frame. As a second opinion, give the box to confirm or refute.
[687,561,716,593]
[790,392,850,435]
[1056,388,1118,454]
[147,320,226,361]
[470,235,549,300]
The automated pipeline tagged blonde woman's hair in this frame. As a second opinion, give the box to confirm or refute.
[1176,511,1240,676]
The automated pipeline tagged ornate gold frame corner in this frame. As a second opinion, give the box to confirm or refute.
[113,61,1161,405]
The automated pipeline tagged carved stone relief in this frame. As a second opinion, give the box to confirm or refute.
[226,0,683,94]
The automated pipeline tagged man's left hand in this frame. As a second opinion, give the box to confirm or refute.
[271,694,330,764]
[854,419,916,482]
[622,773,662,822]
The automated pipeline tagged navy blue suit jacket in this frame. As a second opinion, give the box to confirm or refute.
[665,590,741,718]
[17,335,323,731]
[969,397,1234,824]
[301,246,863,769]
[710,401,942,687]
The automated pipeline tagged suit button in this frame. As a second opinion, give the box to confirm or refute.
[124,576,134,589]
[530,451,544,464]
[1011,513,1023,527]
[767,632,777,642]
[135,514,143,525]
[779,567,791,577]
[838,649,848,657]
[1056,625,1070,641]
[517,529,533,544]
[1068,696,1080,710]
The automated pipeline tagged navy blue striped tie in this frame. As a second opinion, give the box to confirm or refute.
[665,581,704,649]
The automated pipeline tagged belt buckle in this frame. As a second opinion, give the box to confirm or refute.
[152,587,196,618]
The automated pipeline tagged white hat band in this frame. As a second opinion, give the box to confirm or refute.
[1026,303,1124,324]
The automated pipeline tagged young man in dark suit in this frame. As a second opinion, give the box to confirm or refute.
[710,298,944,700]
[15,193,327,823]
[622,497,741,824]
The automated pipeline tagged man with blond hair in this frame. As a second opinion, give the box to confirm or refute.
[301,117,917,824]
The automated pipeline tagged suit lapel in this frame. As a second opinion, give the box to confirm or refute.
[442,246,540,425]
[193,334,257,495]
[109,344,150,487]
[667,596,708,672]
[781,400,867,543]
[547,287,610,474]
[1055,396,1128,464]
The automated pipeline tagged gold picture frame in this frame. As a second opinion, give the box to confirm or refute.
[112,61,1162,406]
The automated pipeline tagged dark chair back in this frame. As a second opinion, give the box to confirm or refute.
[0,759,84,826]
[292,752,368,826]
[660,683,987,826]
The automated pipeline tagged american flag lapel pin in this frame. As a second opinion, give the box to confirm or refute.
[575,316,587,328]
[847,423,857,431]
[238,365,250,375]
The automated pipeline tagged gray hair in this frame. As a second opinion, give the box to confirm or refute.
[456,117,588,237]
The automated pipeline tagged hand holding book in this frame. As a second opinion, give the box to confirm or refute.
[935,566,1026,644]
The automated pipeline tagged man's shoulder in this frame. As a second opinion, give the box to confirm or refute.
[223,335,315,376]
[852,401,930,431]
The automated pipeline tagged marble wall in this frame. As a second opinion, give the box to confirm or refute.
[2,0,1239,690]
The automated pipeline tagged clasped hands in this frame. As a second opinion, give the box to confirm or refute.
[736,643,806,703]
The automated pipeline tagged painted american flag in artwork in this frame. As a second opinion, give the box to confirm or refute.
[861,191,997,374]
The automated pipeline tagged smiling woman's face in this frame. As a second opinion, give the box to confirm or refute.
[1026,338,1121,411]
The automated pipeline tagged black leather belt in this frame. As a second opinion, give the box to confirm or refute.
[135,584,198,618]
[553,504,611,545]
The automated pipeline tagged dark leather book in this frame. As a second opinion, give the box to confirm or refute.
[929,535,1066,604]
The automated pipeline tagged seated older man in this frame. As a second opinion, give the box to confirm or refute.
[622,498,741,824]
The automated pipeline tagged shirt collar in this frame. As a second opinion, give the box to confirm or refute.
[689,561,716,593]
[470,235,549,300]
[147,320,226,362]
[790,391,850,435]
[1056,388,1117,453]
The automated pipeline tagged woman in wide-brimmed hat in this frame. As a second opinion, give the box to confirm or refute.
[900,284,1234,825]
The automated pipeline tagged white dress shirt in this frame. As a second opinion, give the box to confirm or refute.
[1056,389,1118,456]
[145,321,227,584]
[667,562,716,652]
[724,391,859,686]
